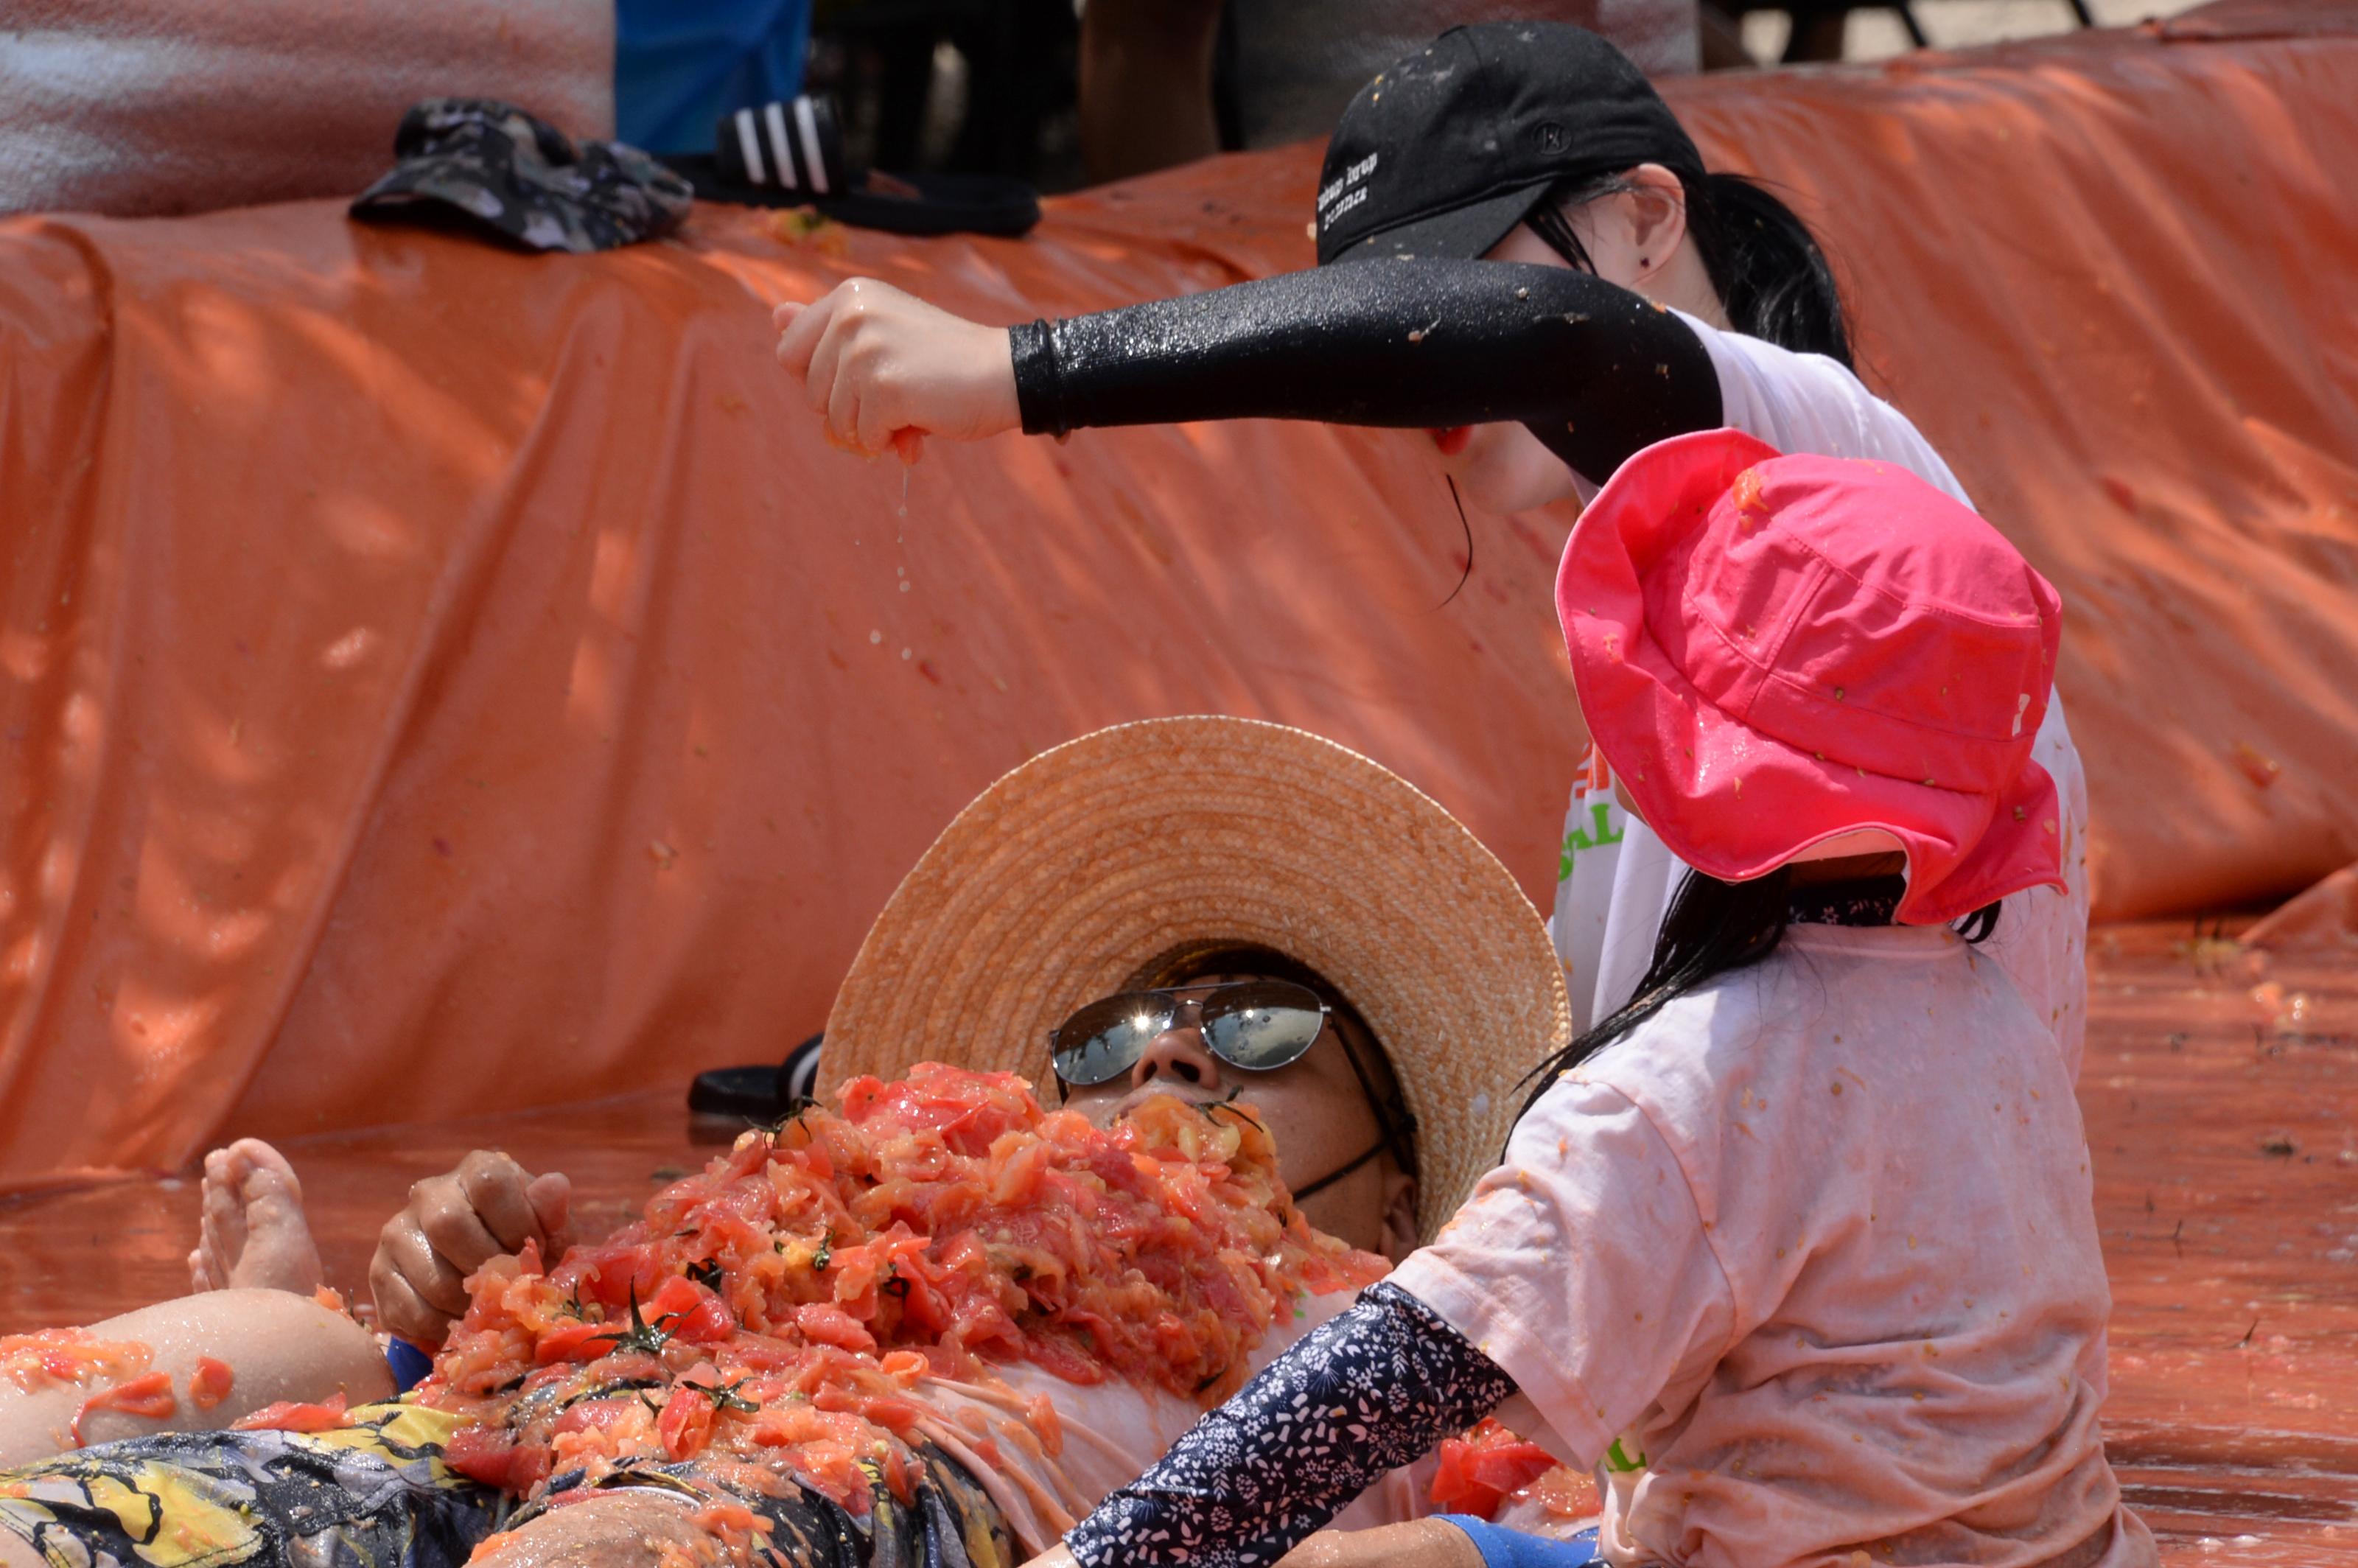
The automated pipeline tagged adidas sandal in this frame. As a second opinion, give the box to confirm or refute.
[662,94,1040,239]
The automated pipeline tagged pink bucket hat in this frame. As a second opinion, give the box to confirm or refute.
[1557,429,2065,926]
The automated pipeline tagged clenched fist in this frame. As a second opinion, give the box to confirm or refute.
[774,279,1022,458]
[369,1150,571,1347]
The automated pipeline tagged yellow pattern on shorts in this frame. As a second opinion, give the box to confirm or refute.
[0,1398,1012,1568]
[0,1399,500,1568]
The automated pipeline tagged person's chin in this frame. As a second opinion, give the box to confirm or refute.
[1468,465,1560,515]
[1446,455,1525,513]
[1110,1084,1226,1122]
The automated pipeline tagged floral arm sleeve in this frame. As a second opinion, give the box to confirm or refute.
[1063,1281,1517,1568]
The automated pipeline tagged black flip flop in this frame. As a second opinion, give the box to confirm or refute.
[660,94,1038,239]
[688,1032,825,1120]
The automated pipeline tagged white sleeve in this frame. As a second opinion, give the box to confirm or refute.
[1388,1075,1734,1469]
[1670,311,1973,508]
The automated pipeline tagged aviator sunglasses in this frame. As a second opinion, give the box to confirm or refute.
[1049,979,1331,1088]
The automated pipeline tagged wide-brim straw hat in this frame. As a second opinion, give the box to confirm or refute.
[824,715,1570,1241]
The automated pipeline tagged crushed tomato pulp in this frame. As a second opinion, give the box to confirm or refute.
[1432,1419,1602,1524]
[413,1066,1386,1512]
[0,1329,153,1395]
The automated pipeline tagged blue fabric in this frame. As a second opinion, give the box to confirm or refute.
[385,1337,435,1394]
[615,0,813,154]
[1439,1518,1606,1568]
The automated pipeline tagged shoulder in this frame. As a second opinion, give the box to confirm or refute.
[1570,962,1787,1138]
[1672,310,1869,413]
[1573,936,1970,1154]
[1670,312,1970,505]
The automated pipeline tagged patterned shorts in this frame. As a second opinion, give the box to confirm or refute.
[0,1399,1011,1568]
[0,1400,494,1568]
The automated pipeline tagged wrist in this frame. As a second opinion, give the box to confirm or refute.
[986,326,1022,436]
[1007,319,1063,437]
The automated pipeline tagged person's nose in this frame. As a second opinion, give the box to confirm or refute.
[1132,1015,1225,1093]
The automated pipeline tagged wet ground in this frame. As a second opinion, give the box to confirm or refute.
[1,920,2351,1559]
[2074,924,2358,1561]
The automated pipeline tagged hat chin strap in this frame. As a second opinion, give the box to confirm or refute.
[1787,827,1906,865]
[1290,1138,1389,1203]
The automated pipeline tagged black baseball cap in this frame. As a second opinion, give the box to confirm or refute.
[1314,23,1704,267]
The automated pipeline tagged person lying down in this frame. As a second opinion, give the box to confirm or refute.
[6,1071,1403,1568]
[0,716,1577,1568]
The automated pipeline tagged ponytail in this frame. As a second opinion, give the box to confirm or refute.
[1681,171,1854,370]
[1529,167,1856,371]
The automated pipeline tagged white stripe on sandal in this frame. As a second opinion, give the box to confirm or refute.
[795,97,830,195]
[764,100,797,189]
[733,107,766,184]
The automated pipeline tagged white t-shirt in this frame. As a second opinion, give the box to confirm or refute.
[916,1289,1427,1554]
[1390,925,2155,1568]
[1553,316,2093,1080]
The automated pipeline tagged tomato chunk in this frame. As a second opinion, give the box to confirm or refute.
[189,1357,236,1410]
[71,1372,178,1446]
[531,1321,614,1365]
[657,1386,716,1460]
[1430,1421,1563,1520]
[443,1424,550,1493]
[646,1275,733,1344]
[231,1392,350,1434]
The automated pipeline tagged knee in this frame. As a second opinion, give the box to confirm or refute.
[94,1288,394,1429]
[469,1494,730,1568]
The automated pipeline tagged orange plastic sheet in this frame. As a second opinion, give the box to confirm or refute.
[4,7,2357,1187]
[2242,860,2358,951]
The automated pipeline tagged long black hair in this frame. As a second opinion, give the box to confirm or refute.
[1525,168,1854,370]
[1516,869,2001,1124]
[1517,867,1794,1121]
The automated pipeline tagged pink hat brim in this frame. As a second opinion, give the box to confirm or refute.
[1556,430,2065,926]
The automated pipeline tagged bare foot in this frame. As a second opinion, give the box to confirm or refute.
[189,1139,324,1295]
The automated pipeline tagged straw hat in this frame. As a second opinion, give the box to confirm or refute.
[823,716,1570,1241]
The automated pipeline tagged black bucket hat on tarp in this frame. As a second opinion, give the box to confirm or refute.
[351,99,693,253]
[1314,22,1704,267]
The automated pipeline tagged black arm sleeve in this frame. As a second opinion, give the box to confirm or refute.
[1062,1281,1517,1568]
[1009,259,1721,488]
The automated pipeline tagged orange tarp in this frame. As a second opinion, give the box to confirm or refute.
[2242,859,2358,951]
[4,6,2357,1186]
